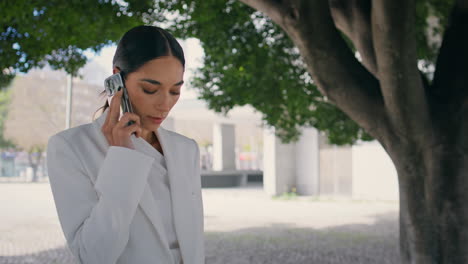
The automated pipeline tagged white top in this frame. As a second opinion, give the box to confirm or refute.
[136,136,182,264]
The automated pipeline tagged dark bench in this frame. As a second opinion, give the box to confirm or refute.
[201,170,263,188]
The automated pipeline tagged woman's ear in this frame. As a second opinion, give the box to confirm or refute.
[112,66,121,74]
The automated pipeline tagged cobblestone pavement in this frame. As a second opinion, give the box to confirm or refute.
[0,183,400,264]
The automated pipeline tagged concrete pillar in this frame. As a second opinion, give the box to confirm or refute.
[263,126,296,196]
[295,127,320,196]
[65,74,74,129]
[212,123,236,171]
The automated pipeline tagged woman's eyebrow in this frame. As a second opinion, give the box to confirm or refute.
[139,78,184,86]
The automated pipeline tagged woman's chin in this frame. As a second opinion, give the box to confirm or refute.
[142,123,160,130]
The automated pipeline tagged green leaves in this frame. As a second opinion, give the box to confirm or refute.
[415,0,454,62]
[1,0,453,145]
[166,0,374,145]
[0,86,16,149]
[0,0,146,85]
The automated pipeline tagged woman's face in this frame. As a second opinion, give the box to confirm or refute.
[115,56,184,131]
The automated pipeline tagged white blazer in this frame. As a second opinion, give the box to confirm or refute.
[46,108,205,264]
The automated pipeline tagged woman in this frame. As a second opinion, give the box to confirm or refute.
[46,25,204,264]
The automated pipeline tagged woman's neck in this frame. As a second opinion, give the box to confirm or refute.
[141,130,158,145]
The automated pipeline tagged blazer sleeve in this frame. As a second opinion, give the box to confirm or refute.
[46,134,155,264]
[192,139,204,221]
[191,139,205,263]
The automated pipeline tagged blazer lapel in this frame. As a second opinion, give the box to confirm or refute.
[157,126,198,263]
[93,110,198,262]
[138,178,174,262]
[93,110,174,263]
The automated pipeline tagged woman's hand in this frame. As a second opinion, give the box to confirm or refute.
[101,88,142,150]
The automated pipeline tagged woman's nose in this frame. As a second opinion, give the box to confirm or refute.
[154,92,173,110]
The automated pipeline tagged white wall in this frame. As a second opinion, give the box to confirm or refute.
[351,141,399,200]
[319,146,353,197]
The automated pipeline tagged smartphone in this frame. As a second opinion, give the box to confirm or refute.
[104,72,136,128]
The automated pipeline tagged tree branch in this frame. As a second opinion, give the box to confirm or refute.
[279,0,390,144]
[329,0,378,76]
[237,0,287,27]
[431,0,468,106]
[371,0,431,140]
[237,0,397,145]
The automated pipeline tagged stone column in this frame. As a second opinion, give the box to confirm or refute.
[295,127,320,196]
[212,123,236,171]
[263,127,296,196]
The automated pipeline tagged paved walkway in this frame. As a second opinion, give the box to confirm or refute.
[0,183,400,263]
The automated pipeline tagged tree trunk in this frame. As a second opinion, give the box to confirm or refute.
[390,144,468,264]
[237,0,468,262]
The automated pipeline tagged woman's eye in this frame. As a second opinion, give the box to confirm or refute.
[143,89,180,95]
[143,89,155,94]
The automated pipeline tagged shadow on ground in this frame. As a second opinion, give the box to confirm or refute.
[205,212,399,264]
[0,212,399,264]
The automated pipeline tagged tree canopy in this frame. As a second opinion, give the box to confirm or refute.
[0,0,158,85]
[0,0,455,144]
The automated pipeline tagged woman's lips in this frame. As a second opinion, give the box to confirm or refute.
[148,116,164,124]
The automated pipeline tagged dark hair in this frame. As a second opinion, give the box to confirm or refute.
[92,25,185,120]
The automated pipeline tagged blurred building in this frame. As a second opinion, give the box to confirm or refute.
[2,67,398,201]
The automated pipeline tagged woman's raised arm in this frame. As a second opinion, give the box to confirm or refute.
[46,133,154,264]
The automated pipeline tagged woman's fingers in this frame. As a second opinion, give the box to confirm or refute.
[115,112,141,129]
[101,88,123,145]
[108,88,123,126]
[112,112,142,137]
[124,122,143,138]
[101,89,143,149]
